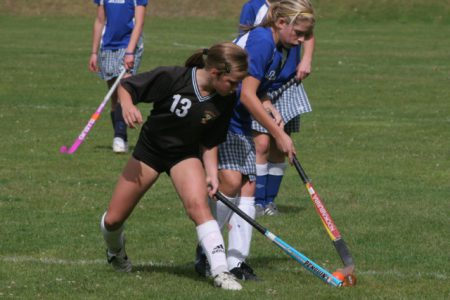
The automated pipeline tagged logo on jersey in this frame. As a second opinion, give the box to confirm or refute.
[265,70,276,81]
[108,0,125,4]
[201,110,217,124]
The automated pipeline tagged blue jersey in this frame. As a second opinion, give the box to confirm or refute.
[239,0,268,29]
[229,27,300,135]
[94,0,148,50]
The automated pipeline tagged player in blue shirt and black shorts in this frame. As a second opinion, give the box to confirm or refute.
[89,0,148,153]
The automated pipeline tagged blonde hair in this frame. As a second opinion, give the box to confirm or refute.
[262,0,315,28]
[185,42,248,75]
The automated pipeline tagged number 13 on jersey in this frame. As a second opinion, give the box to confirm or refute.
[170,94,192,117]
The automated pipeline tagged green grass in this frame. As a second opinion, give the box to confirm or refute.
[0,14,449,299]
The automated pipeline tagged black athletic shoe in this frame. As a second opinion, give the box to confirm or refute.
[230,262,260,281]
[194,244,212,278]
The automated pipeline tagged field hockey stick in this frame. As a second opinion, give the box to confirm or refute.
[60,68,127,154]
[266,76,299,100]
[214,192,343,287]
[292,155,356,282]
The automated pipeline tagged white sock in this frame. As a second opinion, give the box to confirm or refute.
[209,194,237,230]
[100,212,124,253]
[196,220,228,276]
[227,196,255,269]
[268,162,287,176]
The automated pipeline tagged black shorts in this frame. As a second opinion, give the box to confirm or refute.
[133,141,200,174]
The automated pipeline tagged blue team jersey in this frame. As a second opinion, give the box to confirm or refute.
[229,27,301,135]
[94,0,148,50]
[239,0,268,28]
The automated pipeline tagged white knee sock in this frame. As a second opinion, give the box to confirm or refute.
[210,194,237,230]
[196,220,228,276]
[227,196,255,269]
[100,212,124,253]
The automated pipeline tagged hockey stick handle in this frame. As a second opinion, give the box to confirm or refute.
[95,68,127,114]
[267,77,300,101]
[60,68,127,154]
[292,155,310,184]
[214,192,343,287]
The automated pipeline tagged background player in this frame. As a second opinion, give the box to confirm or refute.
[89,0,147,153]
[99,42,248,290]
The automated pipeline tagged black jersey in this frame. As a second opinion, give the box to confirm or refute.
[121,66,237,157]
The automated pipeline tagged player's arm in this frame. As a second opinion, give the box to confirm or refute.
[118,67,176,127]
[296,33,315,80]
[89,5,105,72]
[261,97,284,129]
[124,5,147,70]
[240,76,296,161]
[117,84,143,128]
[201,146,219,197]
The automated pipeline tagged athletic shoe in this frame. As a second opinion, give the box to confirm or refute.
[112,137,128,153]
[230,262,260,281]
[255,203,266,217]
[106,247,132,272]
[194,244,212,278]
[264,202,279,216]
[213,272,242,290]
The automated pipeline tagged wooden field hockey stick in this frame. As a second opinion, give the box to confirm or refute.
[292,156,356,284]
[215,192,343,287]
[60,68,127,154]
[268,77,356,285]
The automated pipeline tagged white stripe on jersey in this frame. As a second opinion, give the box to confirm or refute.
[235,31,250,49]
[254,3,269,25]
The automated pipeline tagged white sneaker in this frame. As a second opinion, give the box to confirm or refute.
[112,137,128,153]
[264,202,279,216]
[255,204,265,217]
[213,272,242,291]
[106,247,132,272]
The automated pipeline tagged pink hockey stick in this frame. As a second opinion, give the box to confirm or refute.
[60,69,127,154]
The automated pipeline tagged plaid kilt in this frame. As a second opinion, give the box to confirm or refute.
[98,38,144,81]
[218,132,256,181]
[252,82,311,133]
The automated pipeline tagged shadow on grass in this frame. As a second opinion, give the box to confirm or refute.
[93,145,135,152]
[132,262,206,282]
[131,255,300,281]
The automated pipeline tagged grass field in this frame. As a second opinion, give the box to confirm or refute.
[1,8,449,300]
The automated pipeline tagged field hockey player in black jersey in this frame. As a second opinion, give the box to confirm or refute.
[99,42,248,291]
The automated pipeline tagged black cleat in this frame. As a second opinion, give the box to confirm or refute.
[230,262,260,281]
[194,244,212,277]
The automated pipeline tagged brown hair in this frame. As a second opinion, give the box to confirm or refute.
[185,42,248,75]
